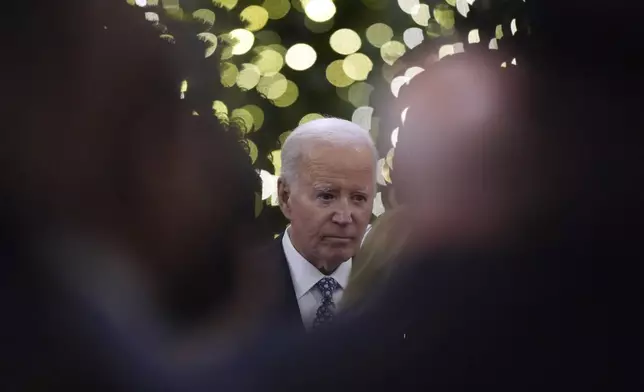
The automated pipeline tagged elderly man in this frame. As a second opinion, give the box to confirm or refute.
[272,117,377,331]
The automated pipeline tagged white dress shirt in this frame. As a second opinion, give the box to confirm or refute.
[282,228,352,329]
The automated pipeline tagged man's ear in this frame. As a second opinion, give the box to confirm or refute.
[277,177,291,219]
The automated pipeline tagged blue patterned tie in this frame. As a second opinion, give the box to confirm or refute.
[312,277,340,329]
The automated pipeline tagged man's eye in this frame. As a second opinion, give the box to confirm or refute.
[317,193,334,201]
[353,195,367,202]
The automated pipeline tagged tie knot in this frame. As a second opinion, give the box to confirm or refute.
[315,277,339,299]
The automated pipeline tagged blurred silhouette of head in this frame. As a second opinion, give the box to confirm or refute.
[0,0,257,270]
[393,52,539,247]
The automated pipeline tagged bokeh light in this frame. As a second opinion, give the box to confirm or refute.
[180,80,188,100]
[268,43,287,56]
[231,107,255,132]
[386,148,394,169]
[468,29,480,43]
[236,63,262,90]
[400,107,409,124]
[495,24,504,40]
[382,160,392,183]
[326,60,354,87]
[372,192,384,216]
[278,131,292,146]
[366,23,393,48]
[456,0,470,17]
[197,32,218,58]
[285,43,317,71]
[213,0,238,10]
[405,66,425,79]
[411,4,431,26]
[330,29,362,55]
[434,4,455,29]
[213,100,228,122]
[403,27,424,49]
[390,75,409,97]
[303,0,336,23]
[243,105,265,131]
[348,82,374,108]
[343,53,373,81]
[246,140,259,164]
[272,80,299,107]
[376,158,387,186]
[144,12,159,22]
[351,106,374,131]
[259,170,277,199]
[299,113,325,125]
[220,62,239,87]
[270,150,282,177]
[229,29,255,55]
[398,0,420,14]
[159,34,175,44]
[438,45,454,59]
[240,5,269,31]
[380,40,406,65]
[193,9,215,27]
[511,18,518,35]
[263,0,291,20]
[252,48,284,75]
[391,127,399,147]
[257,73,288,99]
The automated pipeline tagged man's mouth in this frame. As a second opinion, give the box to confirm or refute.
[323,236,353,243]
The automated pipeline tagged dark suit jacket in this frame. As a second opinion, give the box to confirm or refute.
[268,235,306,333]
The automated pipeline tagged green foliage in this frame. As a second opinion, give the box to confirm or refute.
[128,0,527,234]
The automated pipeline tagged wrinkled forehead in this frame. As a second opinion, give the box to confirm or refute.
[297,140,376,182]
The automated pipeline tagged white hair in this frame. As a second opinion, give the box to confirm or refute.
[281,117,378,185]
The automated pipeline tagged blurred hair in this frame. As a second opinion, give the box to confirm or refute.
[0,0,263,262]
[280,117,378,186]
[0,0,268,367]
[341,207,412,313]
[0,0,182,228]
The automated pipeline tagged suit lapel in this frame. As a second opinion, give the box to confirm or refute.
[273,235,306,332]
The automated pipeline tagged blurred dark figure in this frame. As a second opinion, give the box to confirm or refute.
[339,207,412,313]
[0,1,275,390]
[237,3,643,391]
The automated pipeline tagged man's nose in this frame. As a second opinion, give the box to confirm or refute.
[331,203,353,225]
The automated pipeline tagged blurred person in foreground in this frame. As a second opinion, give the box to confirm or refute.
[339,207,412,313]
[234,4,643,391]
[0,1,273,390]
[270,118,377,331]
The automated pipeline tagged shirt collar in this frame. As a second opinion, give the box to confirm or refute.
[282,227,352,299]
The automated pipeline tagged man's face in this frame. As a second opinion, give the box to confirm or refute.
[279,142,375,272]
